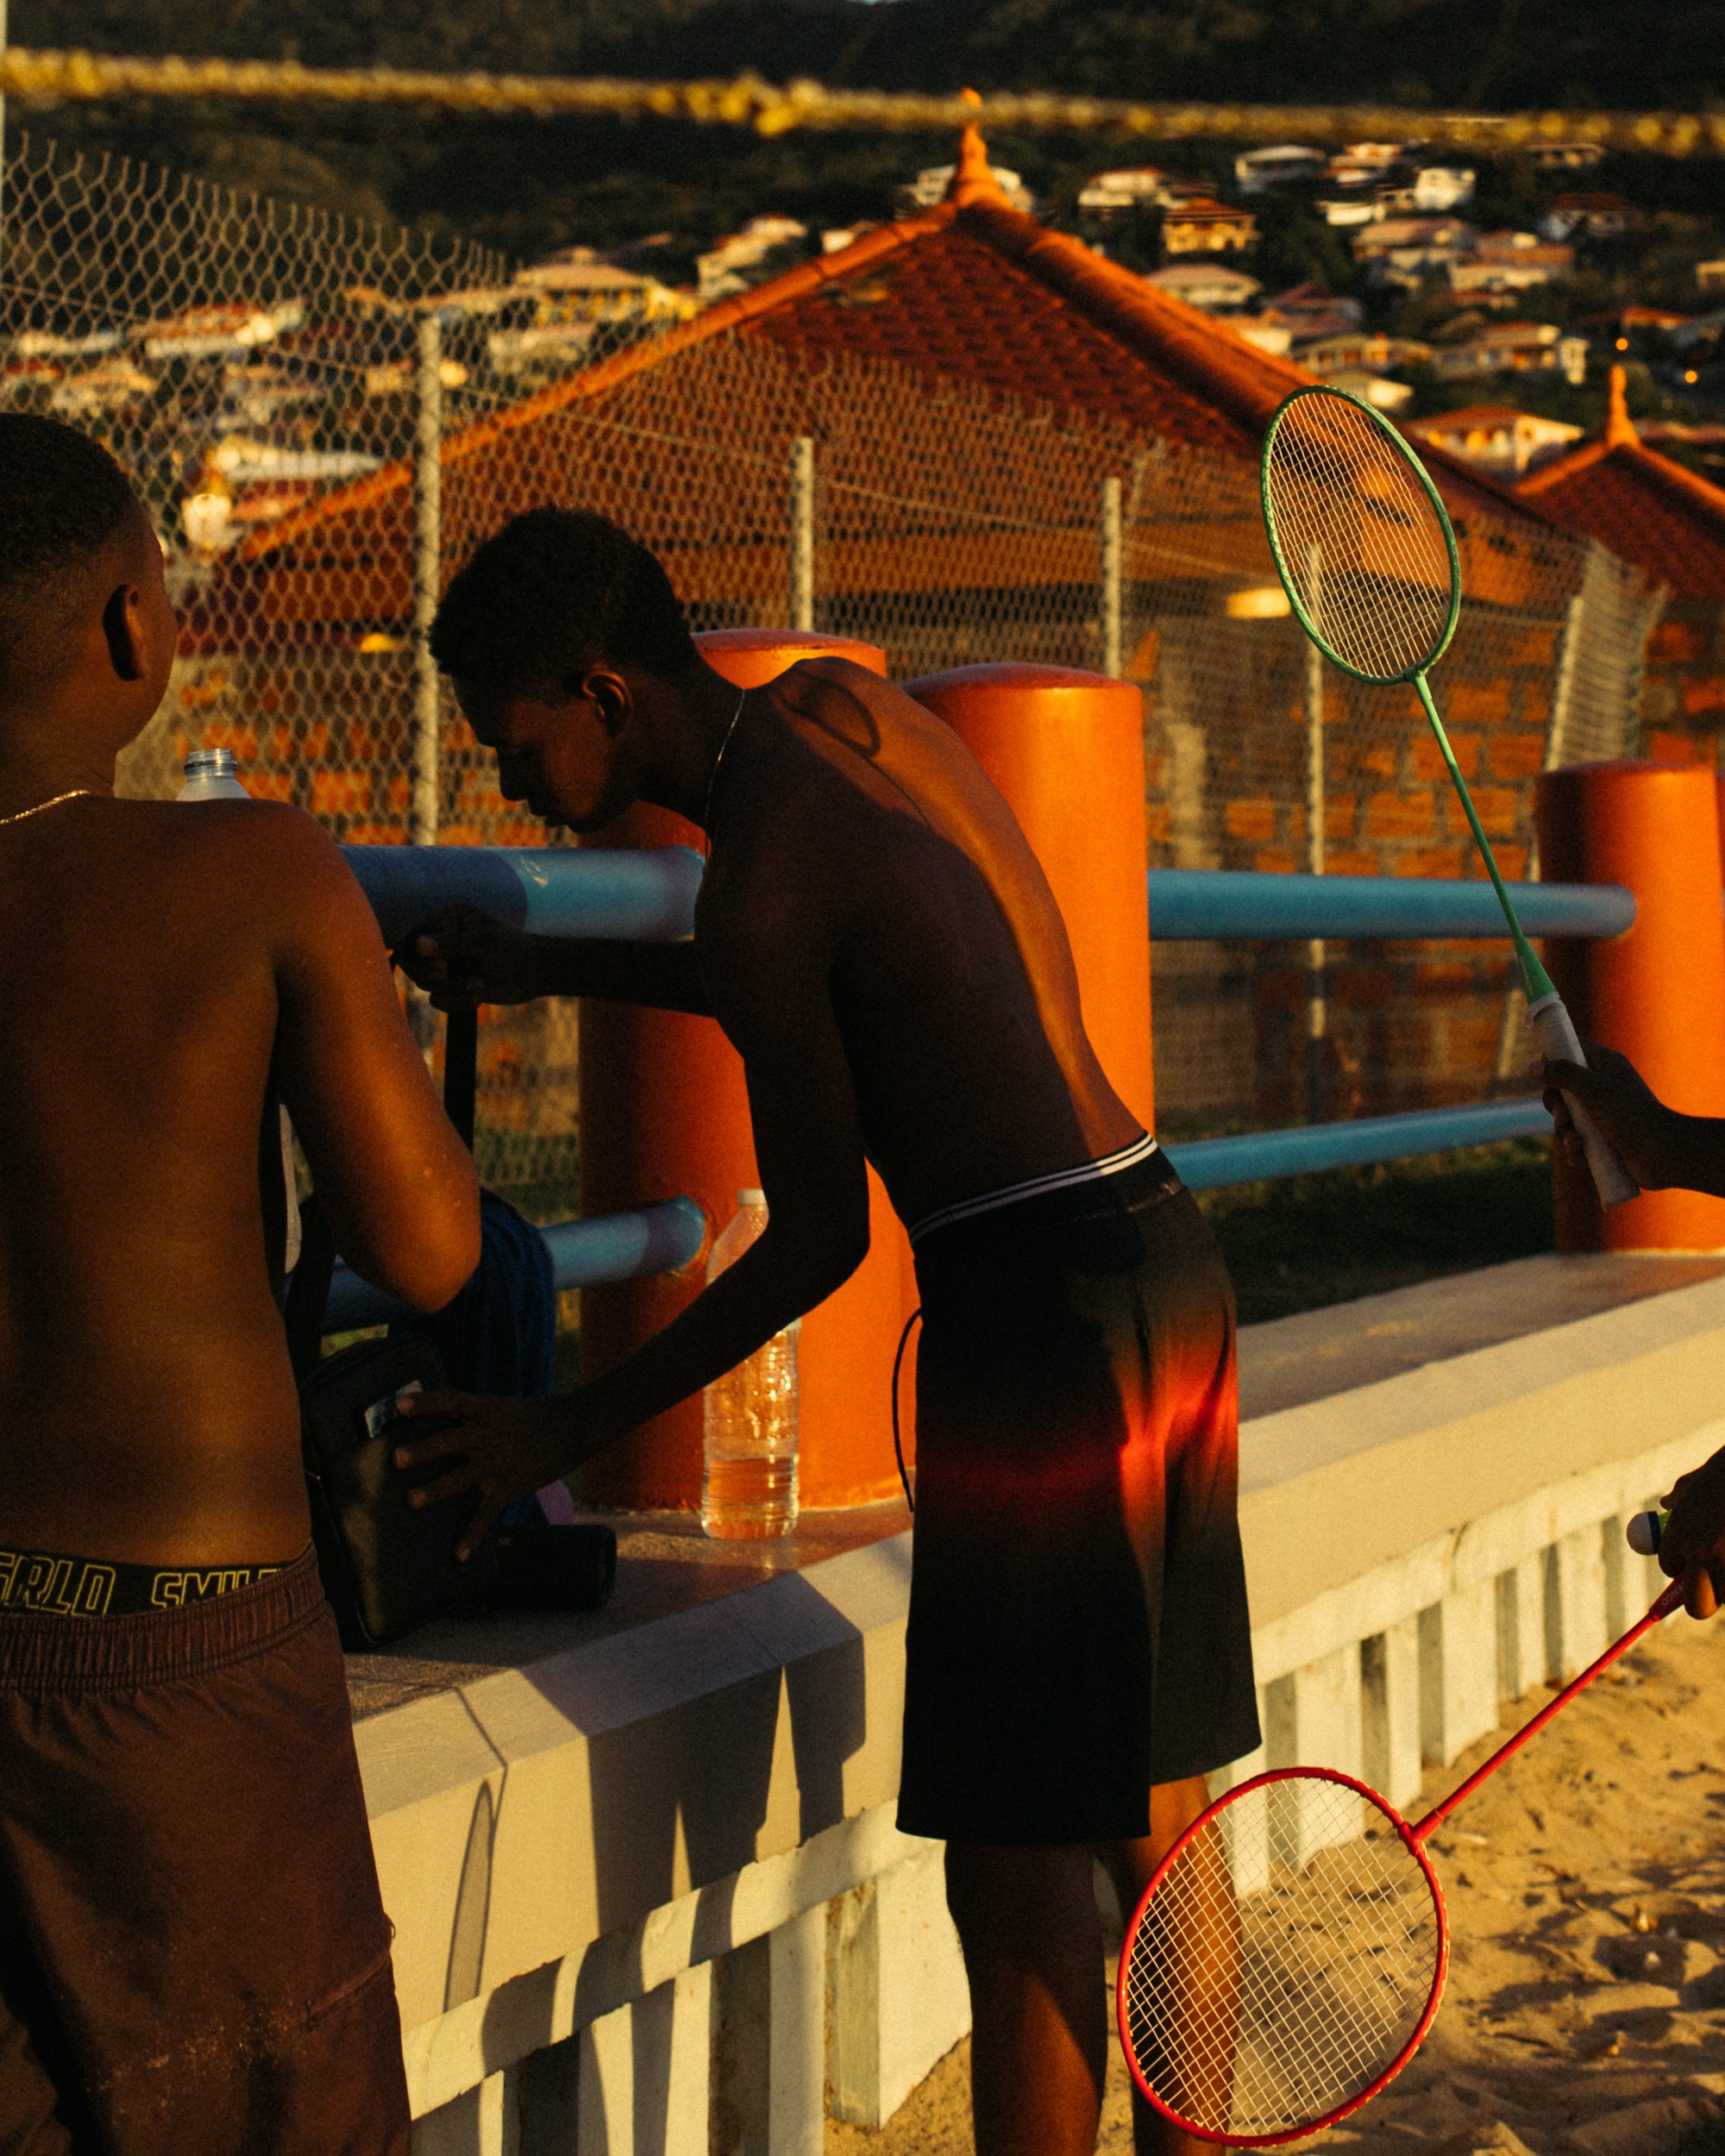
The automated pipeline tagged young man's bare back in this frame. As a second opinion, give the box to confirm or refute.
[0,416,479,2155]
[395,510,1259,2156]
[0,798,477,1568]
[697,657,1144,1226]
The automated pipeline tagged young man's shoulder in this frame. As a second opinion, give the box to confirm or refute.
[105,798,375,940]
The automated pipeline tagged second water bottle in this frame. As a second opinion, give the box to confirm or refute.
[700,1189,800,1539]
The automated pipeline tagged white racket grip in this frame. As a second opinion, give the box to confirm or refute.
[1527,992,1640,1210]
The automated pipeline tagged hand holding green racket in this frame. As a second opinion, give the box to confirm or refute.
[1261,387,1637,1211]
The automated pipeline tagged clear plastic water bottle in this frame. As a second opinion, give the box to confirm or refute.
[700,1189,800,1540]
[177,747,250,801]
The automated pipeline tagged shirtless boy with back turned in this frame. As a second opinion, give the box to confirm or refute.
[395,510,1260,2156]
[0,415,480,2153]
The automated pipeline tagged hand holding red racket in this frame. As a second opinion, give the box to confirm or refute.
[1117,1566,1687,2145]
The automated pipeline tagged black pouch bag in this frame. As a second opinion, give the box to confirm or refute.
[286,1198,498,1647]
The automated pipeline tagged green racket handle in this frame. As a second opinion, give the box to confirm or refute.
[1411,674,1547,993]
[1628,1509,1669,1557]
[1410,674,1638,1212]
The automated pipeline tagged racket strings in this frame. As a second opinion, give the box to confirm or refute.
[1265,395,1454,684]
[1120,1778,1442,2139]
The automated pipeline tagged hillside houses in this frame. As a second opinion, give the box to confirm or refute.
[1352,216,1479,289]
[1434,322,1590,385]
[1408,407,1584,481]
[1162,199,1259,257]
[1447,231,1577,298]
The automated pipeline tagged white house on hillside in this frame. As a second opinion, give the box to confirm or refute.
[1407,406,1584,479]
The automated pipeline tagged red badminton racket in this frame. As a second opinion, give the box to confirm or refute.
[1117,1571,1687,2146]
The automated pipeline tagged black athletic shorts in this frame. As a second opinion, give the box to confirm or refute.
[899,1146,1260,1847]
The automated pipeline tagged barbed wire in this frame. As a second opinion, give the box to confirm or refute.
[1,50,1722,158]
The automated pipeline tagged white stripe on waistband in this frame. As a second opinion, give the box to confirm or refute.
[908,1131,1161,1246]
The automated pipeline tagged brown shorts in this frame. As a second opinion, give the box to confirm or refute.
[900,1154,1260,1847]
[0,1547,410,2155]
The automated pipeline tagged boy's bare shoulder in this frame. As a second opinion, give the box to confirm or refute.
[115,799,377,937]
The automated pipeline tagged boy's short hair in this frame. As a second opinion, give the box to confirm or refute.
[0,416,142,695]
[431,508,697,693]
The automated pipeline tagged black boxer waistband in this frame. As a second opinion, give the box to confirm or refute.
[0,1545,298,1619]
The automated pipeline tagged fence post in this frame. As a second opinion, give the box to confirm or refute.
[1304,543,1326,1123]
[789,436,815,633]
[1100,475,1122,680]
[411,310,442,849]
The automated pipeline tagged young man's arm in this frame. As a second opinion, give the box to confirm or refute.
[267,817,481,1310]
[395,903,711,1015]
[392,884,870,1555]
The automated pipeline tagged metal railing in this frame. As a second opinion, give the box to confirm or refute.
[343,845,1635,947]
[336,849,1618,1314]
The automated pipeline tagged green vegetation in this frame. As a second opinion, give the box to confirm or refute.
[1195,1138,1556,1326]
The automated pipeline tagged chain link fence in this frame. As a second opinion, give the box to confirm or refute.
[0,130,1664,1202]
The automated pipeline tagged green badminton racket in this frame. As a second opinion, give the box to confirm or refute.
[1261,385,1636,1210]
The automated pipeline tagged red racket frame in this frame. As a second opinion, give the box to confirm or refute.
[1117,1573,1689,2146]
[1115,1766,1449,2147]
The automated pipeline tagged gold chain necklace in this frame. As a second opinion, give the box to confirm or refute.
[0,787,92,830]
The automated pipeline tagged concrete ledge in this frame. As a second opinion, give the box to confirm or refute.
[373,1254,1725,2150]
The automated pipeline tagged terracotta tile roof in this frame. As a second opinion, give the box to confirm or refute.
[1517,367,1725,597]
[236,122,1558,583]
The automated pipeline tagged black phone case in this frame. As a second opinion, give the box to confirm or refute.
[298,1335,498,1649]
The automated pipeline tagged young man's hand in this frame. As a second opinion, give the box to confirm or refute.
[392,1392,579,1558]
[1659,1448,1725,1619]
[394,903,544,1011]
[1540,1039,1685,1189]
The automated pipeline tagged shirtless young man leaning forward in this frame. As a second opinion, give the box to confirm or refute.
[0,416,480,2153]
[396,509,1260,2156]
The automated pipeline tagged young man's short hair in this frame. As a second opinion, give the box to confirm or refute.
[0,416,142,695]
[431,508,697,693]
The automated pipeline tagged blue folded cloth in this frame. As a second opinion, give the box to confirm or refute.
[390,1188,571,1529]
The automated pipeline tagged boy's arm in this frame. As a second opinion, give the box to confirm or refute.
[267,818,480,1310]
[394,903,711,1015]
[392,888,871,1555]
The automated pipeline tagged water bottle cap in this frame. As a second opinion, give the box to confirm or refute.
[184,748,238,779]
[737,1188,766,1208]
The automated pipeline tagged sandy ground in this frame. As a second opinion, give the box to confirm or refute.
[829,1602,1725,2155]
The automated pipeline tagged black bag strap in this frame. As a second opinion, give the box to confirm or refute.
[284,1194,338,1385]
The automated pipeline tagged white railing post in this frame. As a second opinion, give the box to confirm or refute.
[789,435,815,632]
[411,310,443,850]
[1100,474,1122,679]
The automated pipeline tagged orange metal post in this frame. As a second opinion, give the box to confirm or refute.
[580,629,916,1510]
[1537,760,1725,1251]
[902,662,1156,1135]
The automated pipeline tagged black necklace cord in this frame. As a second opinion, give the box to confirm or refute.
[891,1307,922,1515]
